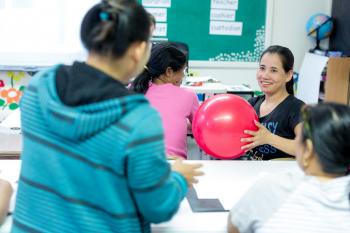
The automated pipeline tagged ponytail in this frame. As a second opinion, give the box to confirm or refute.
[132,43,187,94]
[286,77,294,95]
[131,68,152,94]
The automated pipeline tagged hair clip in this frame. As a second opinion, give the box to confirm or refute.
[99,11,109,21]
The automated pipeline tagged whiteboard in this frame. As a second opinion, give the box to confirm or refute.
[0,0,99,70]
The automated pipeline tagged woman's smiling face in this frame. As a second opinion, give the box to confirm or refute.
[257,52,292,95]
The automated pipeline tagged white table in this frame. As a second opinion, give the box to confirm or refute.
[0,133,21,159]
[183,83,255,96]
[0,160,298,233]
[182,76,228,95]
[181,77,254,99]
[153,161,298,232]
[0,109,22,159]
[182,83,228,95]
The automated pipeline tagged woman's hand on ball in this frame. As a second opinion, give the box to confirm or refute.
[240,120,273,151]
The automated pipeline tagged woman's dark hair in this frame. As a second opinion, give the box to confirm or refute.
[131,43,187,94]
[260,45,294,95]
[148,12,156,28]
[80,0,150,58]
[301,103,350,203]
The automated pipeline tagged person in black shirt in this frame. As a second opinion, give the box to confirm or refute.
[241,45,304,160]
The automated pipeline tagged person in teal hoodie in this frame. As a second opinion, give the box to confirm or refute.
[12,1,203,232]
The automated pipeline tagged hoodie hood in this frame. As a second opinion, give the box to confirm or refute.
[303,175,350,210]
[35,64,147,141]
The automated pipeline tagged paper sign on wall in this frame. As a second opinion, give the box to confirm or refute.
[210,9,236,21]
[142,0,171,8]
[210,21,242,36]
[153,23,167,37]
[211,0,238,10]
[146,7,167,22]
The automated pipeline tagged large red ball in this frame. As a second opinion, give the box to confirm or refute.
[192,94,258,159]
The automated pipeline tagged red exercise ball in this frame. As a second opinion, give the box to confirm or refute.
[192,94,258,159]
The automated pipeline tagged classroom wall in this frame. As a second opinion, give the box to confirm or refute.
[191,0,332,90]
[0,0,333,120]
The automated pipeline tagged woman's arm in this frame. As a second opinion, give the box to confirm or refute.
[227,213,240,233]
[241,121,302,156]
[267,123,302,156]
[0,179,13,224]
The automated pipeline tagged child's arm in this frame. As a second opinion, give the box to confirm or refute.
[0,179,13,224]
[188,92,200,123]
[186,91,200,134]
[227,213,240,233]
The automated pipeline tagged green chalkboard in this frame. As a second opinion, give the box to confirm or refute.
[140,0,267,62]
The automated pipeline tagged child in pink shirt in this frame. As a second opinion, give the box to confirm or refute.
[131,43,199,158]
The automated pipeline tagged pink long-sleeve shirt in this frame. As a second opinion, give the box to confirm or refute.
[145,83,199,158]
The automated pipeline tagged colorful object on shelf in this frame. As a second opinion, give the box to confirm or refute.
[306,13,333,40]
[0,87,23,110]
[306,13,333,51]
[192,94,258,159]
[0,72,28,114]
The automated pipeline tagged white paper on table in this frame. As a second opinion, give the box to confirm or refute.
[194,172,270,210]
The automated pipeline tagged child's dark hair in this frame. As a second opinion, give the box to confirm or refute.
[132,43,187,94]
[80,0,150,58]
[260,45,294,95]
[301,103,350,202]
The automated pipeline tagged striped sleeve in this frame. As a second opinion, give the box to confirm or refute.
[230,172,301,233]
[125,109,187,223]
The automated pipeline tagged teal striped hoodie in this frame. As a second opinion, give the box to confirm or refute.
[12,64,188,233]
